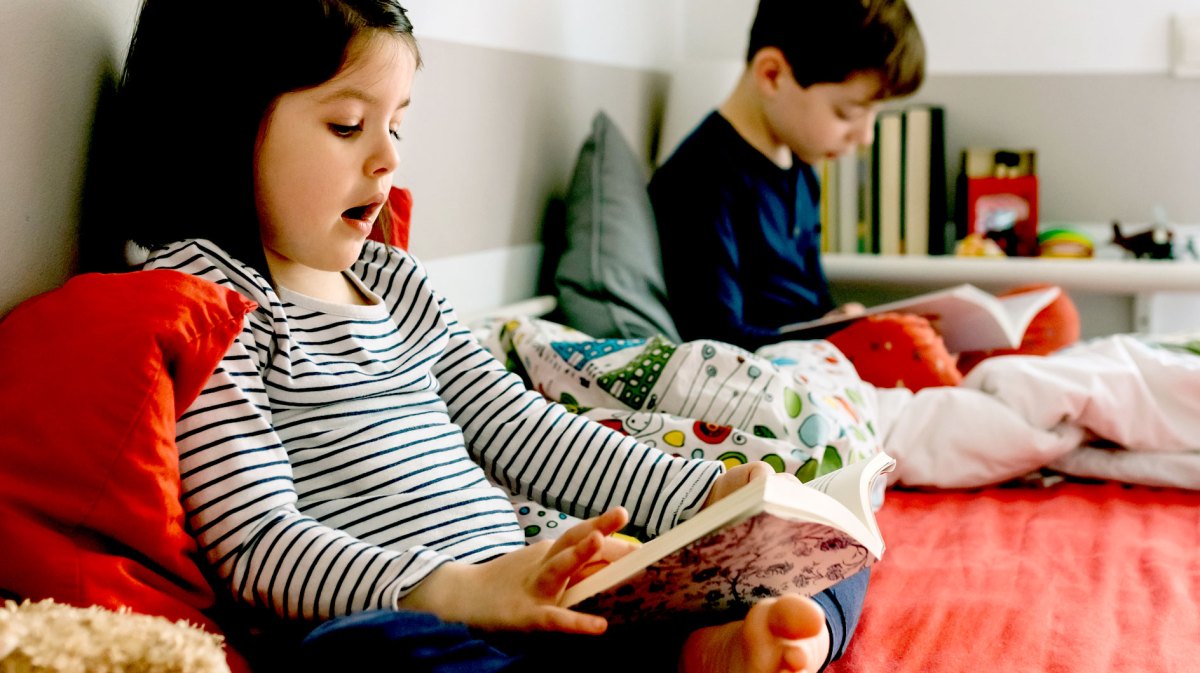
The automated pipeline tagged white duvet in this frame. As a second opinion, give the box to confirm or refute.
[873,334,1200,489]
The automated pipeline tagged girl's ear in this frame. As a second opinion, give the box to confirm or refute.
[750,47,791,96]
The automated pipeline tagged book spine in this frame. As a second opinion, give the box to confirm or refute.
[836,153,859,255]
[858,144,873,254]
[902,105,949,256]
[902,107,930,257]
[875,110,904,256]
[928,107,950,255]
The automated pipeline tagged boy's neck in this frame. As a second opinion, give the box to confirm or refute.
[718,74,793,170]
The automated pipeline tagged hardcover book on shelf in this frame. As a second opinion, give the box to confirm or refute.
[835,152,860,256]
[819,159,836,252]
[873,110,904,255]
[561,452,895,624]
[777,284,1060,353]
[902,105,949,256]
[856,144,874,254]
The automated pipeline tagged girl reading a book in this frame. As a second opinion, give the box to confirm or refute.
[105,1,870,671]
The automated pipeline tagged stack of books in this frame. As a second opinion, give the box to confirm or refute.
[818,104,950,257]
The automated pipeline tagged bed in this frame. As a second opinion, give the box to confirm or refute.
[470,307,1200,672]
[534,110,1200,671]
[2,104,1198,673]
[838,481,1200,672]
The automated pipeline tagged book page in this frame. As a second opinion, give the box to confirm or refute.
[803,452,895,553]
[779,284,1059,352]
[997,286,1061,339]
[779,284,982,341]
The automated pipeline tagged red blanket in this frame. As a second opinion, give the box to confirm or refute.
[835,482,1200,672]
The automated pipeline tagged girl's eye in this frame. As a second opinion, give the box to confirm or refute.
[329,123,361,138]
[389,129,402,142]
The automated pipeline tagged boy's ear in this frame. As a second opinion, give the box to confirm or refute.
[750,47,791,96]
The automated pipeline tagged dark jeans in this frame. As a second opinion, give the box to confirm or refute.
[290,569,869,673]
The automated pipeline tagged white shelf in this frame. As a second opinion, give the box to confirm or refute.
[823,254,1200,294]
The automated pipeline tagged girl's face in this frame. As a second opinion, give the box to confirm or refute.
[254,32,417,296]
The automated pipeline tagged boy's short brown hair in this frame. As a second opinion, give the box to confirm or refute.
[747,0,925,99]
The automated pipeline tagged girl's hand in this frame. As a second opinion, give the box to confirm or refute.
[703,461,779,509]
[399,507,636,634]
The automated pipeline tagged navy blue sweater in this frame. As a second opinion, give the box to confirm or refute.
[649,112,834,350]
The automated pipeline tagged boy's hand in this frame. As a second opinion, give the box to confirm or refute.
[703,461,779,509]
[399,507,637,634]
[824,302,866,320]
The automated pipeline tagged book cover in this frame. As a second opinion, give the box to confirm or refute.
[873,110,904,255]
[777,284,1060,352]
[561,452,895,624]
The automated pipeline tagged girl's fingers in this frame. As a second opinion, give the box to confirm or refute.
[534,606,608,635]
[546,507,629,556]
[533,531,602,596]
[591,506,630,536]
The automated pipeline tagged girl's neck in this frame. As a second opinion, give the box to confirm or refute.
[266,257,372,306]
[717,75,792,169]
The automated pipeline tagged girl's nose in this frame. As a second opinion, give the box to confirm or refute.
[369,133,400,176]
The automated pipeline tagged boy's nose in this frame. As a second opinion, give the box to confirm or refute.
[853,114,876,146]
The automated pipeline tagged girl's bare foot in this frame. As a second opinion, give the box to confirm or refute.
[678,595,830,673]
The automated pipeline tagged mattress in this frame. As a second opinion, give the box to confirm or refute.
[835,482,1200,672]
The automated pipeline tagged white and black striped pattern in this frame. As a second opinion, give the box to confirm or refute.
[144,239,722,621]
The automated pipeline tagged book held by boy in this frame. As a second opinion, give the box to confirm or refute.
[561,452,895,624]
[777,283,1060,353]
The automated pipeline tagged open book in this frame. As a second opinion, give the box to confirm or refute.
[779,284,1060,352]
[561,452,895,624]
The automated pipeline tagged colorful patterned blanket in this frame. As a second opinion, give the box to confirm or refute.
[475,317,883,540]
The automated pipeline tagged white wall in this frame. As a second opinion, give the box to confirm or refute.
[401,0,682,71]
[909,0,1200,74]
[0,0,141,316]
[680,0,1200,74]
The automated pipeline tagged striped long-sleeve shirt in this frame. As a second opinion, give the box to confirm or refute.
[144,239,723,621]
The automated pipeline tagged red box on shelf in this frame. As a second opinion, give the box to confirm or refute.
[964,175,1039,257]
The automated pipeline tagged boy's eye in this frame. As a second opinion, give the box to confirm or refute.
[329,123,361,138]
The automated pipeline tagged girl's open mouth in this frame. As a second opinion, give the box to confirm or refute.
[342,203,376,221]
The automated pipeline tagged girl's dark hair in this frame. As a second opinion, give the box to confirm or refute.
[98,0,418,278]
[747,0,924,99]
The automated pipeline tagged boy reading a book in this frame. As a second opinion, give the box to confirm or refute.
[650,0,1078,392]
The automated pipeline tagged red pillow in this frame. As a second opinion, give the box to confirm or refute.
[828,312,963,392]
[0,270,253,664]
[368,186,412,249]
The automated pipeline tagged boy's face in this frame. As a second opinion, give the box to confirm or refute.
[254,32,416,288]
[761,57,882,166]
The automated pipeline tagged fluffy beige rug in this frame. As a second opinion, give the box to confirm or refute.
[0,600,229,673]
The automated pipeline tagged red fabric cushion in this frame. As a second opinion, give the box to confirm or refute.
[956,283,1081,375]
[367,186,412,249]
[0,270,254,670]
[836,483,1200,672]
[828,312,963,392]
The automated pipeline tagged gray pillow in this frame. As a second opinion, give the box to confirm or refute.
[554,111,680,341]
